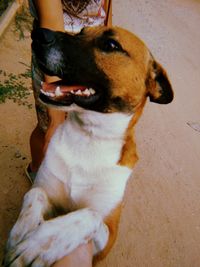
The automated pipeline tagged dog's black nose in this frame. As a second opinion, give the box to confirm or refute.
[31,28,55,44]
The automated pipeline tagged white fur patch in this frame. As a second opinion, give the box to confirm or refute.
[6,188,51,250]
[35,110,133,216]
[47,48,63,71]
[5,109,134,266]
[5,207,109,266]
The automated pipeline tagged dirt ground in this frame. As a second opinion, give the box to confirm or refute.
[0,0,200,266]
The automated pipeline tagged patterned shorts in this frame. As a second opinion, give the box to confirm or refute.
[32,54,49,132]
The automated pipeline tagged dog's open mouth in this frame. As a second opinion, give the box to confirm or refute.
[39,80,100,107]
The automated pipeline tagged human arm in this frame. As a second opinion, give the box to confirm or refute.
[104,0,112,26]
[33,0,65,143]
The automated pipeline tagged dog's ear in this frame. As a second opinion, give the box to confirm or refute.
[146,60,174,104]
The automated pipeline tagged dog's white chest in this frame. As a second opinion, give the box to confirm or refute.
[68,165,131,216]
[36,110,133,217]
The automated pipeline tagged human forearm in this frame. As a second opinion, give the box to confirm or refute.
[33,0,64,83]
[104,0,112,26]
[34,0,64,31]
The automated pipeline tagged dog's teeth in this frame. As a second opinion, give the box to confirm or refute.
[40,89,55,97]
[75,90,82,95]
[89,88,95,95]
[49,92,55,97]
[83,89,90,96]
[55,86,63,96]
[40,89,49,96]
[71,88,95,96]
[44,91,54,97]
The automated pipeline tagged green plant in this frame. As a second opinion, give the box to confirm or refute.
[14,5,33,39]
[0,0,13,16]
[0,66,32,108]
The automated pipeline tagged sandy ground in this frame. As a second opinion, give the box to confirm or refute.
[0,0,200,266]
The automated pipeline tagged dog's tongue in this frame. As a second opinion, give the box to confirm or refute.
[41,81,86,94]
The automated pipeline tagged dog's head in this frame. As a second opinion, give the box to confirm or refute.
[31,26,173,113]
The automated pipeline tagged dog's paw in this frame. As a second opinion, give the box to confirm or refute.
[4,214,85,267]
[4,208,108,266]
[7,188,52,250]
[6,216,42,251]
[4,218,86,267]
[4,223,56,267]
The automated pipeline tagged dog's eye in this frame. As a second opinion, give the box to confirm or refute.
[99,38,123,52]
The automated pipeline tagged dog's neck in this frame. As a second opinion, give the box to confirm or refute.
[66,110,133,140]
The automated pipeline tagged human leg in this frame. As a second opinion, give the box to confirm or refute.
[30,108,65,172]
[29,0,65,174]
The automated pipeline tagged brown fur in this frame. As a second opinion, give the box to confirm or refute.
[88,26,173,260]
[31,26,173,264]
[81,27,173,169]
[118,97,147,168]
[93,27,150,112]
[94,203,123,264]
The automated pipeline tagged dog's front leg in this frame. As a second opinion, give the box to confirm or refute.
[4,208,109,267]
[6,187,52,251]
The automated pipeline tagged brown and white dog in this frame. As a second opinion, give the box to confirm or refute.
[4,26,173,266]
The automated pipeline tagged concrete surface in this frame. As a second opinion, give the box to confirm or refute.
[0,0,200,266]
[0,1,21,38]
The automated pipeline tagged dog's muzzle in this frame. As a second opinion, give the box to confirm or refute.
[31,28,110,111]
